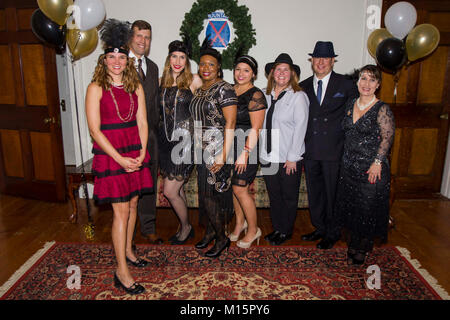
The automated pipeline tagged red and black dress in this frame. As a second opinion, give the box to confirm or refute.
[92,85,153,204]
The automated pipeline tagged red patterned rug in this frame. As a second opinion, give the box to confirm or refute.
[0,242,448,300]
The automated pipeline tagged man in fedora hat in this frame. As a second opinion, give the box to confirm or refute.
[299,41,357,249]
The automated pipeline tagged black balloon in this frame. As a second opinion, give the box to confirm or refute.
[375,37,407,73]
[31,9,66,48]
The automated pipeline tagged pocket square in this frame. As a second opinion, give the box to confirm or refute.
[333,92,345,98]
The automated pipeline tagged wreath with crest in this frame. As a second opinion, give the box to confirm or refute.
[180,0,256,70]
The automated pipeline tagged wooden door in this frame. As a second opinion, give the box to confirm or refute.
[381,0,450,195]
[0,0,66,201]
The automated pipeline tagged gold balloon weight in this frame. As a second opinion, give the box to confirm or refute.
[83,222,95,241]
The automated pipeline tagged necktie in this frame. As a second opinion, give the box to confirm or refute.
[266,91,287,154]
[317,79,323,104]
[138,58,145,81]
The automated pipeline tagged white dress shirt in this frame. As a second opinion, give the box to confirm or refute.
[129,51,147,77]
[260,87,309,163]
[313,71,331,105]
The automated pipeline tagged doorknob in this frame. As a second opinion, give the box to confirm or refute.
[440,113,448,120]
[44,117,56,124]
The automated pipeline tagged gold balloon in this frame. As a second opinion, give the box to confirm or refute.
[67,28,98,61]
[406,24,440,61]
[37,0,73,26]
[367,28,392,58]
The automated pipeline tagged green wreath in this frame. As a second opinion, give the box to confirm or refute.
[180,0,256,70]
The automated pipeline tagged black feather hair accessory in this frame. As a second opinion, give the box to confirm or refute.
[100,19,132,55]
[199,36,221,64]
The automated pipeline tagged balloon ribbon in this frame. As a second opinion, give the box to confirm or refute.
[70,59,95,241]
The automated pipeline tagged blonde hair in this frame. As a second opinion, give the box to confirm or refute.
[265,63,302,94]
[160,54,193,90]
[91,53,140,93]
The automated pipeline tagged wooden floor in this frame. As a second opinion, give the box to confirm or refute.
[0,193,449,297]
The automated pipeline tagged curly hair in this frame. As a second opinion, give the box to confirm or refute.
[91,54,140,93]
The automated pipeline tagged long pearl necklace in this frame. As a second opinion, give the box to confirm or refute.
[356,95,376,111]
[109,86,135,122]
[162,87,180,142]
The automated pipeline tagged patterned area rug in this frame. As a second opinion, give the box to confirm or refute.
[1,242,448,300]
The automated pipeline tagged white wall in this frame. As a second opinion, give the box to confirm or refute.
[59,0,382,167]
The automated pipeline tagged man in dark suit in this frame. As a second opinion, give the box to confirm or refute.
[299,41,357,249]
[129,20,163,244]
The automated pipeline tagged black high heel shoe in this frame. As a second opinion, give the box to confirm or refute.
[205,238,231,258]
[126,256,149,268]
[171,225,195,245]
[113,273,145,295]
[195,234,215,249]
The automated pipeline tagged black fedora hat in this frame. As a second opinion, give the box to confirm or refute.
[265,53,300,78]
[308,41,338,58]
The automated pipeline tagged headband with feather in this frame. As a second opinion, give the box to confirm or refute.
[100,19,132,55]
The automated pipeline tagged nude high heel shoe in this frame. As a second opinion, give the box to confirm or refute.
[228,220,248,242]
[236,228,262,249]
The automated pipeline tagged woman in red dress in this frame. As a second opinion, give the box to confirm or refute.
[85,19,152,295]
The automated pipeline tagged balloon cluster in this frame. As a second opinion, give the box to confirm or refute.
[367,1,440,74]
[31,0,106,61]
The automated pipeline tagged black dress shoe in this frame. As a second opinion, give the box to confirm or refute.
[264,230,281,242]
[126,257,149,268]
[301,230,324,241]
[270,233,292,246]
[113,273,145,295]
[316,238,337,250]
[146,234,164,245]
[170,226,195,245]
[205,238,231,258]
[351,251,367,265]
[195,235,215,249]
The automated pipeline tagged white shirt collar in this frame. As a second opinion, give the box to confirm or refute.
[129,51,146,73]
[313,71,332,88]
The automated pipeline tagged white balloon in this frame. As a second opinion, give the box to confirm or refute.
[73,0,106,31]
[384,1,417,39]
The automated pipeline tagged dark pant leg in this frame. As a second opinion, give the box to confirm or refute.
[304,160,326,235]
[263,163,283,233]
[137,131,158,236]
[321,161,341,240]
[279,161,302,235]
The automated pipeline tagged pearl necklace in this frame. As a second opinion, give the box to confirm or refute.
[356,96,376,111]
[162,87,180,142]
[109,87,135,122]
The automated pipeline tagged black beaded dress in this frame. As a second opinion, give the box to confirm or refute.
[335,98,395,252]
[232,86,267,186]
[189,80,238,240]
[158,86,194,182]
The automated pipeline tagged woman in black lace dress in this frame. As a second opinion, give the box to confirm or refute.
[158,40,201,244]
[336,65,395,265]
[190,44,238,258]
[228,55,267,249]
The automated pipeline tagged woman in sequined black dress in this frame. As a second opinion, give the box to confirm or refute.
[335,65,395,265]
[158,40,202,244]
[190,45,238,258]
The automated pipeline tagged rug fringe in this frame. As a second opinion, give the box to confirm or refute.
[0,241,56,298]
[396,246,450,300]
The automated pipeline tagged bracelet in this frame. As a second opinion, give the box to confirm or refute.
[243,145,251,153]
[374,159,382,166]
